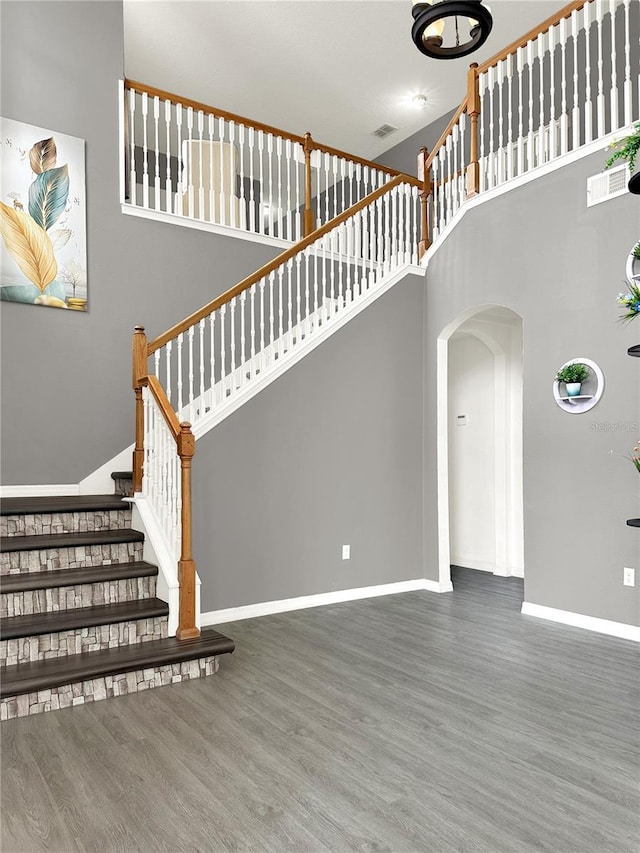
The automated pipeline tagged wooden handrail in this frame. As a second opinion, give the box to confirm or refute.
[147,172,420,354]
[125,79,402,179]
[146,375,182,438]
[425,98,468,170]
[476,0,589,73]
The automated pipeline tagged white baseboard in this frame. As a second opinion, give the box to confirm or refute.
[201,577,448,626]
[521,602,640,642]
[0,484,80,498]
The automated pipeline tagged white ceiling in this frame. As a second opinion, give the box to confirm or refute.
[124,0,566,160]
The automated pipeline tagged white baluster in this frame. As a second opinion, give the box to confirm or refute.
[249,127,256,233]
[479,71,486,191]
[153,96,161,211]
[497,59,506,184]
[164,99,172,213]
[219,116,226,225]
[516,47,525,176]
[259,279,266,372]
[198,318,205,406]
[197,110,204,220]
[596,0,606,137]
[229,121,236,229]
[186,107,194,218]
[295,142,302,240]
[165,341,172,407]
[249,284,256,375]
[239,291,246,387]
[571,10,580,150]
[186,326,194,422]
[258,130,265,234]
[527,41,535,170]
[538,36,546,167]
[229,297,236,388]
[286,259,293,349]
[285,139,292,241]
[506,55,514,180]
[584,3,593,144]
[141,92,149,208]
[609,0,618,131]
[219,304,227,393]
[176,332,184,414]
[239,124,246,231]
[548,24,557,159]
[622,0,632,126]
[269,270,275,353]
[208,114,215,222]
[176,103,183,203]
[488,65,496,188]
[295,253,302,333]
[276,136,282,237]
[559,18,568,155]
[209,314,216,406]
[267,133,274,234]
[459,113,467,207]
[411,186,419,266]
[128,88,137,206]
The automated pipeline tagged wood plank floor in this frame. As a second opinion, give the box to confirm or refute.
[2,567,639,853]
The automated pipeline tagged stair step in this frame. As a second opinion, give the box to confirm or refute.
[0,494,128,516]
[1,561,158,594]
[110,471,133,480]
[1,598,169,640]
[0,627,235,699]
[0,528,144,553]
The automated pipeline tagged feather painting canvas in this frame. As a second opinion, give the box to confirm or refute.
[0,117,87,310]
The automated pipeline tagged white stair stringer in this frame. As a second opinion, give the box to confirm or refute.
[180,263,422,441]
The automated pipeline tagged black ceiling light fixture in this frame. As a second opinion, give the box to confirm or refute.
[411,0,493,60]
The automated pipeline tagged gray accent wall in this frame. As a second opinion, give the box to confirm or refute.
[193,275,425,612]
[423,150,640,626]
[0,1,281,486]
[376,108,457,176]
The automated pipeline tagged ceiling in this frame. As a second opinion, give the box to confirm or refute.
[124,0,566,160]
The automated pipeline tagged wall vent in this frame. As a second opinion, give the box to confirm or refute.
[372,123,398,139]
[586,164,629,207]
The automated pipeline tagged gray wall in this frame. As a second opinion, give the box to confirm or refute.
[194,275,425,612]
[0,1,281,485]
[376,108,457,176]
[423,150,640,626]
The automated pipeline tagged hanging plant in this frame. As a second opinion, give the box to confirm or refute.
[604,123,640,173]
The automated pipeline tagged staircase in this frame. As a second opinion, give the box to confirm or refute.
[0,472,234,720]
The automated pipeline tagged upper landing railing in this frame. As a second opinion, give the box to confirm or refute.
[419,0,639,242]
[122,80,404,242]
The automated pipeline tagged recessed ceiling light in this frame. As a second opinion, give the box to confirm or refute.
[411,94,429,109]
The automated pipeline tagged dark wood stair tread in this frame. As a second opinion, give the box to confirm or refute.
[1,561,158,594]
[626,518,640,528]
[1,598,169,640]
[0,528,144,553]
[0,628,235,698]
[1,494,128,516]
[111,471,133,480]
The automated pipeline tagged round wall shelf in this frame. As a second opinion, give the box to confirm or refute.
[553,357,605,414]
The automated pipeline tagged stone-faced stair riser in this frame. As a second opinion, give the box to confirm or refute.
[112,477,133,497]
[1,575,157,619]
[1,655,219,719]
[1,508,132,538]
[1,616,169,666]
[1,540,144,575]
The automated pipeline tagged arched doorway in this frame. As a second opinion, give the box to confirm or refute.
[436,306,524,591]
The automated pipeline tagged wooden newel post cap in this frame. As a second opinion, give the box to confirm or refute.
[177,423,195,458]
[469,61,478,70]
[134,325,145,333]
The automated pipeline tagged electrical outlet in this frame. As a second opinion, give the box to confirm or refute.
[623,567,635,587]
[342,545,350,560]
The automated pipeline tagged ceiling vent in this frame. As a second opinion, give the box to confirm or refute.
[586,164,629,207]
[372,123,398,139]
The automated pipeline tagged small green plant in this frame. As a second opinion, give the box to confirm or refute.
[617,281,640,322]
[633,242,640,260]
[604,123,640,173]
[555,363,590,384]
[631,442,640,474]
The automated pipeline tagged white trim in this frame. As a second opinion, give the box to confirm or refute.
[521,602,640,642]
[0,484,80,497]
[121,203,292,251]
[201,577,451,626]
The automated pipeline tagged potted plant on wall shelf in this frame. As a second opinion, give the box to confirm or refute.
[555,363,590,397]
[604,122,640,194]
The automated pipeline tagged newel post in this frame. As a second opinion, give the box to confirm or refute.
[303,132,315,237]
[466,62,481,198]
[132,325,148,495]
[176,422,200,641]
[417,146,432,260]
